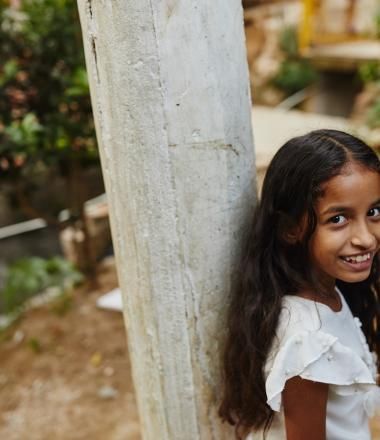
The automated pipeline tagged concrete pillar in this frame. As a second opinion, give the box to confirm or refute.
[77,1,256,438]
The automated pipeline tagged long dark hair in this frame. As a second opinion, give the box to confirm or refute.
[218,129,380,439]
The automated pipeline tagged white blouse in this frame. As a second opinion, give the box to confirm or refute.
[249,288,380,440]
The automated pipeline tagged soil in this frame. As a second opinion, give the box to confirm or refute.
[1,256,380,439]
[0,257,141,440]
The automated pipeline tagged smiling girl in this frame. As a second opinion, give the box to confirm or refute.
[219,130,380,439]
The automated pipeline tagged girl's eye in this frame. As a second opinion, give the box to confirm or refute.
[368,207,380,217]
[329,215,346,224]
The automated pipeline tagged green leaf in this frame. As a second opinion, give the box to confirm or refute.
[273,60,317,95]
[4,113,42,151]
[366,98,380,128]
[1,256,83,313]
[0,59,19,86]
[0,0,98,165]
[358,62,380,84]
[279,26,299,58]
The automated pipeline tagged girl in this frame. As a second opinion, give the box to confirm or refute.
[219,129,380,439]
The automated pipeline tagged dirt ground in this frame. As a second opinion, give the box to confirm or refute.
[1,256,380,439]
[0,257,141,440]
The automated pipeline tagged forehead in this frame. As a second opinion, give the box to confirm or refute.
[315,163,380,211]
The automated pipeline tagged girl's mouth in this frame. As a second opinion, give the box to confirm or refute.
[340,252,373,271]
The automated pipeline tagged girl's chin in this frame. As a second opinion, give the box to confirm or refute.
[338,271,371,283]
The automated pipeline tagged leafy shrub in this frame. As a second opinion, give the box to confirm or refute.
[273,26,317,96]
[1,256,83,313]
[279,26,299,58]
[358,62,380,84]
[0,0,97,174]
[273,59,317,96]
[0,1,103,273]
[366,98,380,129]
[357,62,380,129]
[376,12,380,38]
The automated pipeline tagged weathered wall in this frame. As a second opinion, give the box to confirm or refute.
[77,1,256,438]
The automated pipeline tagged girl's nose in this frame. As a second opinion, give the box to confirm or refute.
[351,223,377,249]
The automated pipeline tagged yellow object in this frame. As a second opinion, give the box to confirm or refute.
[299,0,314,52]
[299,0,363,54]
[90,351,103,367]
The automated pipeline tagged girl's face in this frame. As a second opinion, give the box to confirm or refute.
[308,162,380,293]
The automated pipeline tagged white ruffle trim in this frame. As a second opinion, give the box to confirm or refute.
[266,330,377,413]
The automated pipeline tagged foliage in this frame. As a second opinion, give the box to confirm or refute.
[273,59,317,96]
[272,26,317,96]
[27,337,42,353]
[278,26,299,58]
[376,12,380,38]
[357,4,380,129]
[366,98,380,129]
[0,0,97,178]
[357,62,380,129]
[1,256,83,313]
[358,62,380,84]
[0,0,102,274]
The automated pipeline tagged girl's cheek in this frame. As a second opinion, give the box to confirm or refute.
[318,229,349,248]
[322,226,346,237]
[372,224,380,238]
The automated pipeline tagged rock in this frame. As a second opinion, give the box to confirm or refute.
[103,366,115,377]
[97,385,118,400]
[13,330,25,344]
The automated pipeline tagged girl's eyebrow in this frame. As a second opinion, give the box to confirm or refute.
[322,206,349,216]
[322,198,380,216]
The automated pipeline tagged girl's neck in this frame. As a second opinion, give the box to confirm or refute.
[296,285,342,313]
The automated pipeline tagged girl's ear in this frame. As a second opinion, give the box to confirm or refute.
[285,229,304,244]
[278,213,303,245]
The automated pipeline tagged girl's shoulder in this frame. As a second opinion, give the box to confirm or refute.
[265,293,378,413]
[265,291,350,379]
[265,296,322,376]
[276,294,324,337]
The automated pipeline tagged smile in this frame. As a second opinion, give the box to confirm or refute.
[339,252,374,272]
[341,253,371,264]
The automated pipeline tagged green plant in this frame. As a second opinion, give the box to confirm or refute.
[0,0,97,172]
[279,26,299,58]
[0,0,102,273]
[375,12,380,38]
[366,98,380,129]
[357,61,380,129]
[273,60,317,96]
[27,337,42,353]
[1,256,83,313]
[273,26,317,96]
[358,62,380,84]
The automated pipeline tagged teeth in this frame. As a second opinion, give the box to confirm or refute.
[343,253,371,263]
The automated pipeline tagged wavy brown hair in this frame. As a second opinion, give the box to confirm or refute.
[218,129,380,439]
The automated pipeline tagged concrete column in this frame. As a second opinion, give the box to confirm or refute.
[77,1,256,438]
